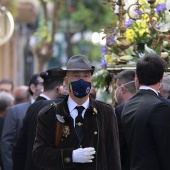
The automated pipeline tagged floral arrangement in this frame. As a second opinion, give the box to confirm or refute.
[125,0,166,46]
[93,0,170,90]
[100,0,170,69]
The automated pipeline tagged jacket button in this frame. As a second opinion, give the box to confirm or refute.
[64,157,71,163]
[94,131,97,135]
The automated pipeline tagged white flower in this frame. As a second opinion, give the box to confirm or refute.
[161,52,169,58]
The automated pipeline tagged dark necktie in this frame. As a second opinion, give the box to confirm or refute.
[75,106,84,139]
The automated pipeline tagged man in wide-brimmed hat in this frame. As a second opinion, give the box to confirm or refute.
[33,54,121,170]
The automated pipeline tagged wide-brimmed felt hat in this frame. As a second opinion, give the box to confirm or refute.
[63,55,95,74]
[40,68,65,82]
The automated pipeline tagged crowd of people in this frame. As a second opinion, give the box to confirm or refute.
[0,54,169,170]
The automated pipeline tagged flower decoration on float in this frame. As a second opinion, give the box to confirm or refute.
[100,0,170,68]
[125,0,167,50]
[93,0,170,90]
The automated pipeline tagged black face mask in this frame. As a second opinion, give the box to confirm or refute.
[69,79,91,98]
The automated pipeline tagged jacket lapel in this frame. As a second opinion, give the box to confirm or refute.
[83,100,99,150]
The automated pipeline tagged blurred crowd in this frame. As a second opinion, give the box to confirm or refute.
[0,54,170,170]
[0,69,97,170]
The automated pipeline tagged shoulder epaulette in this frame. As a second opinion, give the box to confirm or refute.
[39,102,57,115]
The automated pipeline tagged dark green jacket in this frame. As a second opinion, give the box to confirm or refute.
[33,96,121,170]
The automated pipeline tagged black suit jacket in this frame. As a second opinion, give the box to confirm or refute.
[12,94,67,170]
[115,103,130,170]
[121,89,170,170]
[0,116,5,169]
[36,96,48,101]
[158,93,170,108]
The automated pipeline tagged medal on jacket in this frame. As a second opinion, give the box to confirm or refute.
[93,107,97,115]
[62,125,70,137]
[56,114,65,123]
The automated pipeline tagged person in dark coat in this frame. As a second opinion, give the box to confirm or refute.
[158,93,170,107]
[115,71,170,170]
[0,92,14,170]
[158,73,170,107]
[159,73,170,99]
[114,70,136,170]
[12,68,67,170]
[1,74,44,170]
[32,55,121,170]
[121,54,170,170]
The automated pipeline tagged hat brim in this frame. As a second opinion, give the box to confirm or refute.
[66,68,93,71]
[64,67,95,74]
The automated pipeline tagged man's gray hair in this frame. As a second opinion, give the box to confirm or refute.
[0,92,14,112]
[161,73,170,96]
[116,69,136,94]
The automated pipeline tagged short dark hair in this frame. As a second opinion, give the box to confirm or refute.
[0,79,14,91]
[136,54,165,85]
[28,73,40,95]
[40,68,65,91]
[43,79,64,91]
[116,70,136,94]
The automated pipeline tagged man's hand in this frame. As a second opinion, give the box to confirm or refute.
[72,147,96,163]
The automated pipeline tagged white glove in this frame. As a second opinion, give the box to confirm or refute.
[72,147,96,163]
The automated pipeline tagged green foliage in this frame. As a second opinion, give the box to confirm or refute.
[4,0,18,19]
[49,0,57,3]
[58,0,115,32]
[93,69,112,91]
[90,45,103,61]
[34,24,52,47]
[71,1,115,31]
[34,10,53,48]
[31,0,117,61]
[72,40,103,61]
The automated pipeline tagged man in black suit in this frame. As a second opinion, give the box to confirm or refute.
[121,54,170,170]
[12,68,67,170]
[114,70,136,170]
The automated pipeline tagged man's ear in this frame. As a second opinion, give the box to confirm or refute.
[55,85,63,94]
[64,77,69,88]
[135,75,140,90]
[121,85,126,94]
[30,84,36,93]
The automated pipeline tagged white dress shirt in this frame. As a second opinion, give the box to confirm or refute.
[39,93,51,100]
[139,86,158,96]
[67,96,89,126]
[30,97,35,104]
